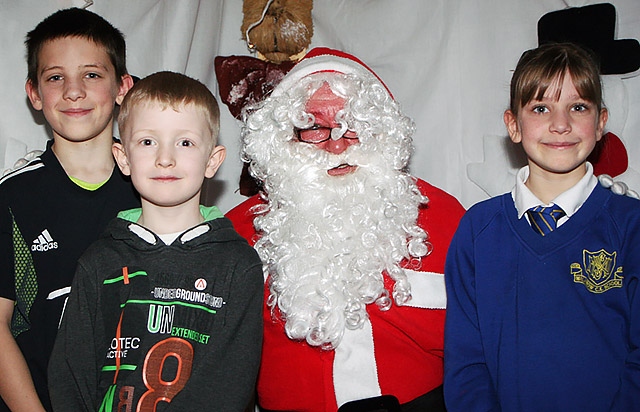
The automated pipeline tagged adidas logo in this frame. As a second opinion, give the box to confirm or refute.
[32,229,58,252]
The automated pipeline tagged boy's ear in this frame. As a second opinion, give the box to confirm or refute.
[205,145,227,179]
[25,80,43,111]
[112,142,131,176]
[504,110,521,143]
[116,74,135,105]
[596,108,609,141]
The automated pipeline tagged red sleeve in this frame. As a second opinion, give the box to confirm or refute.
[225,195,264,246]
[415,178,466,271]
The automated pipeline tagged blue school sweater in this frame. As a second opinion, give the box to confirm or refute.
[444,184,640,412]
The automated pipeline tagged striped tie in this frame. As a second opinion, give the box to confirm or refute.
[527,204,565,236]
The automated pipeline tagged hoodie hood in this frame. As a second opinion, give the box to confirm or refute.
[105,206,244,252]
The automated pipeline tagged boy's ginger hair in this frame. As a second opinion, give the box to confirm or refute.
[25,7,128,87]
[118,71,220,144]
[509,42,604,116]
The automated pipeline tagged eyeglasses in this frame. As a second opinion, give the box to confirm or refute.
[295,125,359,144]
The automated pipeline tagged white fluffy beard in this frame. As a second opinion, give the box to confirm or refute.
[252,138,430,350]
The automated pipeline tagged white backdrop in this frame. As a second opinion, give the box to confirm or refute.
[2,0,639,212]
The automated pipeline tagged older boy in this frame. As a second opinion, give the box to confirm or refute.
[48,71,263,412]
[0,8,137,411]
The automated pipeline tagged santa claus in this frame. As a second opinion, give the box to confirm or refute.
[227,47,465,412]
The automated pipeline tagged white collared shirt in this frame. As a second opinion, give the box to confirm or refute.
[511,162,597,228]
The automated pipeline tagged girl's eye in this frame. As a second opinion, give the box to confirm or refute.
[573,103,588,112]
[141,139,153,146]
[532,105,548,114]
[179,139,194,147]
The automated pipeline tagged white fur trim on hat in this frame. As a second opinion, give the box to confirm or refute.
[271,47,393,99]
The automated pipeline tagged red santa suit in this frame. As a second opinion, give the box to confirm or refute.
[226,178,465,411]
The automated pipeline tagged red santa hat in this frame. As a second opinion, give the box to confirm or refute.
[271,47,394,99]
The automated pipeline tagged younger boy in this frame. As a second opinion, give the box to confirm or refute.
[48,71,264,411]
[0,8,138,411]
[444,42,640,411]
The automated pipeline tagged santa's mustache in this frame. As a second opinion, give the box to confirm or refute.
[283,141,380,177]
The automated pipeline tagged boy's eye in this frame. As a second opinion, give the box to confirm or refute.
[179,139,194,147]
[47,75,63,82]
[141,139,154,146]
[86,72,101,79]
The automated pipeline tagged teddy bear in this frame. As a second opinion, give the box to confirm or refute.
[215,0,313,196]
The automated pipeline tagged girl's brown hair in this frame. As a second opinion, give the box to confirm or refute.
[509,42,603,116]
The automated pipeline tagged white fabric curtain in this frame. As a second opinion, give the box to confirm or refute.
[2,0,639,212]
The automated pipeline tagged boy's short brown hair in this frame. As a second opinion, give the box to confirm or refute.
[26,7,128,87]
[118,71,220,144]
[509,42,603,116]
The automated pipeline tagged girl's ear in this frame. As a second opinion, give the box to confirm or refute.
[205,145,227,179]
[112,142,131,176]
[504,110,521,143]
[596,108,609,141]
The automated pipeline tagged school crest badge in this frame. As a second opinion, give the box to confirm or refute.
[571,249,623,293]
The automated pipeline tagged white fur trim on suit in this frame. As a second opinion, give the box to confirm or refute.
[333,319,381,407]
[404,270,447,309]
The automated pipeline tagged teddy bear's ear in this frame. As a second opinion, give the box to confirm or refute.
[241,0,314,64]
[214,55,295,119]
[537,3,640,75]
